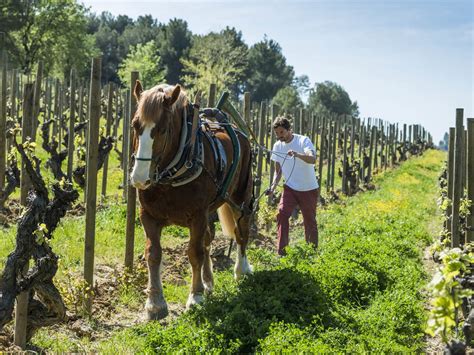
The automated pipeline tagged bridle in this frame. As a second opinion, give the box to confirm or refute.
[132,113,173,175]
[132,103,197,185]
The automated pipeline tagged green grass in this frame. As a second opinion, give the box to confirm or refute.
[92,149,445,353]
[0,127,445,352]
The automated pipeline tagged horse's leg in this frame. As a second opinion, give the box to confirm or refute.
[141,211,168,320]
[186,213,208,308]
[202,212,217,294]
[232,207,253,280]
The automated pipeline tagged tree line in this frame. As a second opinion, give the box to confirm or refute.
[1,0,359,117]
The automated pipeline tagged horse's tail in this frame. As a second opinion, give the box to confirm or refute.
[217,203,236,239]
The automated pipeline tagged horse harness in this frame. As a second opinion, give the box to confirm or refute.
[138,103,245,208]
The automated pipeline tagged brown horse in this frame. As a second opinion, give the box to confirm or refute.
[130,81,254,320]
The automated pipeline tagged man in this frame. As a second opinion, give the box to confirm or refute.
[267,117,319,256]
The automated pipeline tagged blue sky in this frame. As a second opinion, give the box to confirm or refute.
[81,0,473,143]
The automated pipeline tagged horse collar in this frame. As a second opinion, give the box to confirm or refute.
[151,103,202,186]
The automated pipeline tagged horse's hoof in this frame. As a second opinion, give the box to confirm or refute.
[186,293,204,309]
[145,300,168,320]
[234,262,253,280]
[203,282,214,295]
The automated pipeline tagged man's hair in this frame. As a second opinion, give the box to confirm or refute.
[272,116,291,130]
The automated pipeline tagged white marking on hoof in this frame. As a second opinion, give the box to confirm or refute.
[186,293,204,309]
[145,298,168,320]
[234,247,253,280]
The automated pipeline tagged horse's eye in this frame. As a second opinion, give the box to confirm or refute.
[132,119,140,131]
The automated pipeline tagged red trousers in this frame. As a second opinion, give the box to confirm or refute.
[276,185,319,255]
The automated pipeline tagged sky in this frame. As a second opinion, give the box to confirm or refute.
[80,0,473,143]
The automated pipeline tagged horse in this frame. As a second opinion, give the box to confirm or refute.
[130,81,254,320]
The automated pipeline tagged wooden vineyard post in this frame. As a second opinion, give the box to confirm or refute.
[299,108,304,135]
[11,69,17,122]
[113,86,120,161]
[58,82,64,147]
[52,79,59,137]
[122,90,130,200]
[368,126,376,182]
[373,125,378,170]
[14,82,35,349]
[330,117,338,191]
[446,127,456,230]
[350,116,355,162]
[84,58,102,313]
[45,77,52,124]
[78,84,84,127]
[20,84,35,204]
[311,113,317,149]
[243,92,251,128]
[255,101,267,200]
[342,118,348,194]
[208,83,216,107]
[67,69,76,180]
[101,83,114,199]
[326,121,333,193]
[318,116,326,184]
[358,122,365,185]
[451,109,464,248]
[0,50,6,191]
[125,71,139,270]
[32,61,43,136]
[268,104,277,206]
[467,118,474,243]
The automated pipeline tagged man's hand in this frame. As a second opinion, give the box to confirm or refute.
[287,150,299,158]
[288,149,316,164]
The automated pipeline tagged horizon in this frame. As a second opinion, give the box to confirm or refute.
[80,0,474,143]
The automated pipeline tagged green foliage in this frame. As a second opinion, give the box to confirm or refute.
[57,268,95,318]
[119,262,148,307]
[118,40,166,89]
[426,246,474,343]
[308,80,358,117]
[95,13,160,83]
[271,86,303,114]
[2,0,96,76]
[245,37,295,102]
[181,27,248,99]
[156,18,193,84]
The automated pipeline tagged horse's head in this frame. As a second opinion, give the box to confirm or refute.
[130,80,187,190]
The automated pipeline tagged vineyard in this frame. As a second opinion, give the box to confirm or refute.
[0,4,472,352]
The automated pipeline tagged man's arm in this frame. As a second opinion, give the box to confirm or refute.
[266,162,282,195]
[288,150,316,164]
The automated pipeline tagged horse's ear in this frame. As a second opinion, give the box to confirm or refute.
[164,85,181,107]
[134,80,143,101]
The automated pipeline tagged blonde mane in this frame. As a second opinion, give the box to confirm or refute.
[137,84,188,125]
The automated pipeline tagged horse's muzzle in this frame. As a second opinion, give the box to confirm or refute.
[131,179,151,190]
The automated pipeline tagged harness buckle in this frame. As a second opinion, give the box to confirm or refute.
[185,161,193,169]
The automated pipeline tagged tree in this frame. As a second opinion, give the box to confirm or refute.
[272,86,303,115]
[91,12,160,84]
[155,18,192,85]
[118,41,165,89]
[1,0,95,75]
[94,24,121,83]
[308,81,359,117]
[245,37,294,102]
[119,14,161,54]
[293,75,311,97]
[181,28,248,99]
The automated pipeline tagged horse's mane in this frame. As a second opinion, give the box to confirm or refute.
[137,84,188,125]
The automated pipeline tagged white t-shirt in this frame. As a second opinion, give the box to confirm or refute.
[271,134,319,191]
